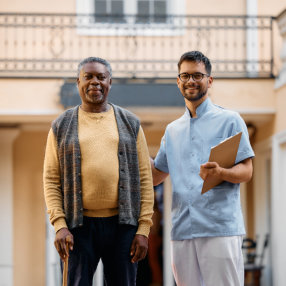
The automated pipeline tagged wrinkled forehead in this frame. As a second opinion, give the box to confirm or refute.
[80,62,109,75]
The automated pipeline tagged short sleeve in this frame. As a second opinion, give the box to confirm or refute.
[154,134,169,173]
[234,113,255,164]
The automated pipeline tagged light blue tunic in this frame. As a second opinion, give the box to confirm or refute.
[154,98,255,241]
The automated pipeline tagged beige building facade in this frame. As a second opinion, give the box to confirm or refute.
[0,0,286,285]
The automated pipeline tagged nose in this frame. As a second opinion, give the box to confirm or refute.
[90,76,100,84]
[187,76,196,83]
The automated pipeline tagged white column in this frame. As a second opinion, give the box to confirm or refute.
[253,139,272,286]
[240,183,248,233]
[92,260,104,286]
[163,176,174,286]
[0,128,19,286]
[46,215,61,286]
[272,130,286,286]
[246,0,258,76]
[275,9,286,88]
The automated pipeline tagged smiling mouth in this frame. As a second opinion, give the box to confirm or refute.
[185,87,199,91]
[87,88,103,93]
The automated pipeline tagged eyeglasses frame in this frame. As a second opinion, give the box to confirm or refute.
[178,72,210,83]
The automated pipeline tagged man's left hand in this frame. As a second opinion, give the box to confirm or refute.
[130,234,148,263]
[200,161,222,181]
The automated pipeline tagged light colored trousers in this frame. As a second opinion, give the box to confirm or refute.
[171,236,244,286]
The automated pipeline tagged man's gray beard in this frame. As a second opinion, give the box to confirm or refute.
[86,93,103,104]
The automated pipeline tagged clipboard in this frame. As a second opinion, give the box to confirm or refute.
[201,132,242,194]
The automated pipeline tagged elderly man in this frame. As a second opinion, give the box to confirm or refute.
[151,51,254,286]
[44,57,154,286]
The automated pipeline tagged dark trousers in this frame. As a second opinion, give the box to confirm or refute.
[66,216,138,286]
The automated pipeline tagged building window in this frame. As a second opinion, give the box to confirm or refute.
[94,0,125,23]
[136,0,167,23]
[93,0,167,23]
[76,0,185,36]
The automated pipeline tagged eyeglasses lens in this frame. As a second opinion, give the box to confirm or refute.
[193,74,203,81]
[179,73,205,82]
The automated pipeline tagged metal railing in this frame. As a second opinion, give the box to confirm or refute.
[0,13,275,79]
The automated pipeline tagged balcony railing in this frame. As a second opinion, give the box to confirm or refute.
[0,13,275,79]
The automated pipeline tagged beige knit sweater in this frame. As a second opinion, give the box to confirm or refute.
[44,106,154,237]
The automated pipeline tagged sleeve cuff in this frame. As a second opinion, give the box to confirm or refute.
[53,218,68,233]
[235,151,255,164]
[154,158,169,174]
[136,223,151,238]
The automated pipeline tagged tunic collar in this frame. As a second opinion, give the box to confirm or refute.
[184,97,212,118]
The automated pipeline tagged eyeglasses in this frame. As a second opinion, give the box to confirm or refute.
[178,72,209,83]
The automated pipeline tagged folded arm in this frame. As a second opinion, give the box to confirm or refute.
[200,157,253,184]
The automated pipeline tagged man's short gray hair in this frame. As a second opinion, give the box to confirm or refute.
[77,57,112,77]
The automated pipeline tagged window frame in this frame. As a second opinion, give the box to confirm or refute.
[76,0,186,36]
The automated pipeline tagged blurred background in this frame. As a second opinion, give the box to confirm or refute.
[1,0,286,285]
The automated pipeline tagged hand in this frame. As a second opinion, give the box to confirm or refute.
[54,228,74,261]
[130,234,148,263]
[200,161,222,181]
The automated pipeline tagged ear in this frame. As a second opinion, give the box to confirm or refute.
[208,76,213,88]
[177,76,180,88]
[77,78,80,86]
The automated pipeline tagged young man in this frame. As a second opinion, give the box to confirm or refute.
[44,57,154,286]
[150,51,254,286]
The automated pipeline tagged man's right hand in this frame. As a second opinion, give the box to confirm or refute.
[54,228,74,261]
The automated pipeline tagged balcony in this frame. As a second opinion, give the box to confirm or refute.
[0,13,275,79]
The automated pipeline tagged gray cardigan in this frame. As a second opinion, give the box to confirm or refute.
[51,104,141,229]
